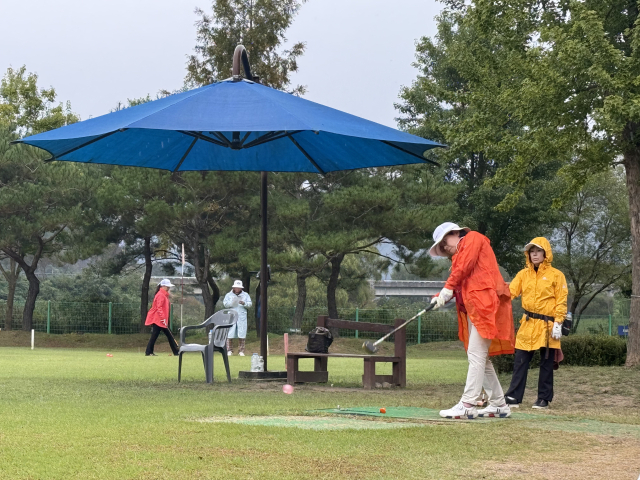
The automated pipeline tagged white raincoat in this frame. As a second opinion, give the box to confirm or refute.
[223,290,252,339]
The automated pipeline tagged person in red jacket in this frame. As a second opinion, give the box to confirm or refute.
[145,279,180,356]
[429,222,515,419]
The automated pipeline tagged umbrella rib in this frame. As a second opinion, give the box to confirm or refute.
[380,140,439,166]
[179,131,228,147]
[212,132,232,146]
[287,134,325,174]
[240,131,252,146]
[43,130,123,162]
[242,131,280,148]
[173,137,199,172]
[243,130,302,149]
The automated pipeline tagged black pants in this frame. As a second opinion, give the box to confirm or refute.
[146,324,179,355]
[505,348,556,403]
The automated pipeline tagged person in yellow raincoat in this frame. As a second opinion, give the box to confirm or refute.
[505,237,568,409]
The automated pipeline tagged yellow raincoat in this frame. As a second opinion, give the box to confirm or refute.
[509,237,568,351]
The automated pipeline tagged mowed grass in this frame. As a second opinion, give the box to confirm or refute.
[0,335,639,479]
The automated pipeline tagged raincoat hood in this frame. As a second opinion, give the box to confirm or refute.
[524,237,553,267]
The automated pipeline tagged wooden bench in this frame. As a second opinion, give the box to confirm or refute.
[286,315,406,389]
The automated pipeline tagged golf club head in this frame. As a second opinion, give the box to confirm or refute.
[362,341,379,354]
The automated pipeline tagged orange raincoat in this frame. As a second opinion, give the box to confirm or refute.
[444,231,515,356]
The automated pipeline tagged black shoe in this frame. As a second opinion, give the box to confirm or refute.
[505,396,520,408]
[145,353,157,356]
[532,399,549,409]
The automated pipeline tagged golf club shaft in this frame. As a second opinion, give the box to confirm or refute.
[372,303,435,347]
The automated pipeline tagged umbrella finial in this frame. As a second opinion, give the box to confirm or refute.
[233,45,259,83]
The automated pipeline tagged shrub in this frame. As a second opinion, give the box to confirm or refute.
[492,335,627,373]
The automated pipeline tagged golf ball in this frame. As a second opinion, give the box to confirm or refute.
[282,384,294,394]
[380,408,386,414]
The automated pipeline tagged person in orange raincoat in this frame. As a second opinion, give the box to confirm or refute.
[429,222,515,419]
[145,279,180,356]
[504,237,568,409]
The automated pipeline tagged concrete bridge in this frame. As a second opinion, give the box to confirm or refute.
[371,280,445,298]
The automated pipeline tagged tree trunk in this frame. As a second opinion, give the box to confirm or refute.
[241,268,251,298]
[624,148,640,366]
[206,271,220,313]
[327,254,344,320]
[22,268,40,331]
[199,279,216,319]
[0,258,20,331]
[140,236,153,333]
[569,296,580,333]
[293,272,308,331]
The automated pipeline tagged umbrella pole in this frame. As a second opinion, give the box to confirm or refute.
[260,170,268,371]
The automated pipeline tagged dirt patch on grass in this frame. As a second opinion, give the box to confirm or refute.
[481,437,640,479]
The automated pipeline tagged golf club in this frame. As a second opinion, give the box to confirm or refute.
[362,302,437,353]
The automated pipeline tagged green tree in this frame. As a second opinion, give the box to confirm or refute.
[396,12,561,274]
[421,0,640,364]
[0,251,21,330]
[311,167,456,321]
[552,169,631,331]
[0,67,102,330]
[168,171,255,318]
[186,0,306,94]
[97,166,175,331]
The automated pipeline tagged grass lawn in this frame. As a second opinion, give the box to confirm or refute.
[0,332,639,479]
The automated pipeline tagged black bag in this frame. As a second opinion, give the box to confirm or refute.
[562,313,573,336]
[305,327,333,353]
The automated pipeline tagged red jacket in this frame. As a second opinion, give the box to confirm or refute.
[145,289,170,328]
[444,231,515,356]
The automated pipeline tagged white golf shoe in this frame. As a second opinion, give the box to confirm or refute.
[238,352,245,356]
[439,401,477,419]
[477,404,511,418]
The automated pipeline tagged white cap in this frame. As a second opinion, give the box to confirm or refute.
[524,242,543,252]
[429,222,471,257]
[232,279,244,289]
[159,279,175,287]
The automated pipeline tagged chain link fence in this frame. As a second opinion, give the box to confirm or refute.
[0,300,631,345]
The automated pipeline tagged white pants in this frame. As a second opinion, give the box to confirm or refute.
[461,318,506,407]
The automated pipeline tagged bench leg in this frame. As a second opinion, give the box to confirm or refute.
[392,359,406,387]
[363,358,375,390]
[287,355,298,384]
[314,356,328,372]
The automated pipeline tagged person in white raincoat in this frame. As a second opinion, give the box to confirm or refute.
[223,280,252,356]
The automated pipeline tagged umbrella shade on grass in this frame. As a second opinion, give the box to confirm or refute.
[14,46,444,372]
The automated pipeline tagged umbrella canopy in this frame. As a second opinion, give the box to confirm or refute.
[15,78,441,172]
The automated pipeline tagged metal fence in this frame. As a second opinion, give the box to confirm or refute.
[0,300,631,345]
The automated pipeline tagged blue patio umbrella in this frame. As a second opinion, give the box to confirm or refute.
[15,46,443,374]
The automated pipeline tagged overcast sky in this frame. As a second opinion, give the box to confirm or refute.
[0,0,441,128]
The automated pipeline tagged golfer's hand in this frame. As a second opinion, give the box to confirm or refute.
[432,288,453,308]
[239,301,245,305]
[551,322,562,340]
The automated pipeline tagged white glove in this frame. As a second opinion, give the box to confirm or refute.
[551,322,562,340]
[431,288,454,308]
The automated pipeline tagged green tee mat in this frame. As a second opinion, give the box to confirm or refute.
[312,406,640,436]
[313,406,501,421]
